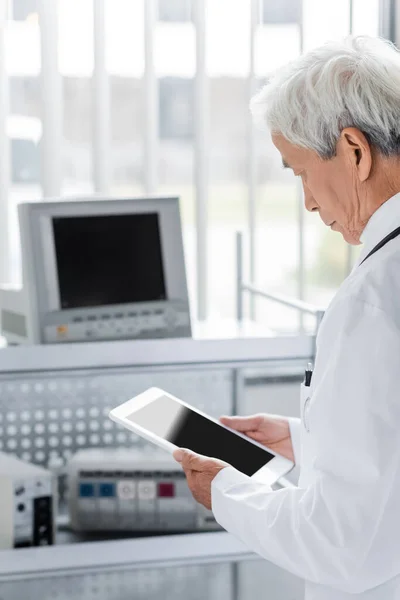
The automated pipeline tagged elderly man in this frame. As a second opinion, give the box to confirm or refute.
[173,36,400,599]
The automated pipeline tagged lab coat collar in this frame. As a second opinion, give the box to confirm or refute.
[355,192,400,267]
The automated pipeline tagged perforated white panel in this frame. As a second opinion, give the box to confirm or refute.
[0,563,233,600]
[0,368,233,469]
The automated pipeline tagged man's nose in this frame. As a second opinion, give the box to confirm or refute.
[303,184,318,213]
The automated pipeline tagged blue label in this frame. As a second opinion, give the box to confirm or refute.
[79,482,95,498]
[99,482,116,497]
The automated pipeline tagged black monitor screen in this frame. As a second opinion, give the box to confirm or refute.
[52,213,167,309]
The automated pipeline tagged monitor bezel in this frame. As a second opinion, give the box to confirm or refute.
[19,197,189,319]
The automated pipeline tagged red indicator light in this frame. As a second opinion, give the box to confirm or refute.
[158,483,175,498]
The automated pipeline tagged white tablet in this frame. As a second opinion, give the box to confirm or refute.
[109,387,294,486]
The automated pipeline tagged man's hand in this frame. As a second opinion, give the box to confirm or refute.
[220,414,295,463]
[173,449,229,510]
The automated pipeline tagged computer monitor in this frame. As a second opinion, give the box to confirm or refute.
[0,197,191,344]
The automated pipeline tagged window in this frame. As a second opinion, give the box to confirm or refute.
[105,0,144,196]
[158,0,193,23]
[11,0,37,21]
[262,0,302,24]
[159,77,194,140]
[1,0,384,332]
[6,0,41,285]
[58,0,94,196]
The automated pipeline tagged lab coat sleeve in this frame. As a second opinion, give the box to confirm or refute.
[212,297,400,594]
[287,417,301,465]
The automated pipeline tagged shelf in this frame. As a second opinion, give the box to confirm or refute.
[0,531,255,582]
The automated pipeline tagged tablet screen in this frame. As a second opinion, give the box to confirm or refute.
[127,395,275,477]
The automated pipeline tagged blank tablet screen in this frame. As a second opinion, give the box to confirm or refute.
[127,395,275,477]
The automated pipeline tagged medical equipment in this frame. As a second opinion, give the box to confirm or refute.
[67,448,219,533]
[0,197,191,344]
[0,452,56,549]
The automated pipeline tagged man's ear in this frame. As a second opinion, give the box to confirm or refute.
[340,127,372,182]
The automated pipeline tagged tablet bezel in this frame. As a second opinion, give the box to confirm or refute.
[109,386,294,485]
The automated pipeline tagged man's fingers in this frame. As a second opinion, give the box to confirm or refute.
[220,414,263,432]
[243,430,266,441]
[173,448,211,471]
[186,468,196,491]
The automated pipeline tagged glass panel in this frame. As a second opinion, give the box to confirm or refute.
[7,1,40,76]
[303,211,348,308]
[253,10,301,332]
[105,0,145,196]
[158,0,193,22]
[206,0,250,320]
[58,0,94,196]
[58,0,94,78]
[352,0,380,36]
[262,0,302,24]
[254,8,300,330]
[105,0,145,77]
[303,0,350,52]
[155,2,196,314]
[254,171,300,333]
[11,0,38,21]
[255,0,300,78]
[6,1,41,284]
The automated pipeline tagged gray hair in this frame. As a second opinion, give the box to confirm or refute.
[250,36,400,158]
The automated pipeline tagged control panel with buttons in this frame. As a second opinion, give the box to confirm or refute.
[68,448,219,533]
[43,303,191,344]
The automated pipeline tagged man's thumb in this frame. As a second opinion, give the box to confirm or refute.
[173,448,184,462]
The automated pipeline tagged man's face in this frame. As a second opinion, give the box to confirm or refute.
[272,133,365,245]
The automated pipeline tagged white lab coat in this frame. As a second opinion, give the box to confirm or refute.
[212,193,400,599]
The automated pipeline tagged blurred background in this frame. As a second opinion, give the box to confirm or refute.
[0,3,399,598]
[0,0,385,333]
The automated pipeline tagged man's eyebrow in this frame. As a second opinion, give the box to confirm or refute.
[282,158,291,169]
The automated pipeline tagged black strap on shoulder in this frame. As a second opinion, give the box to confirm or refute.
[360,225,400,265]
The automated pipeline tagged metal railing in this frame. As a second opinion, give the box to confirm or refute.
[236,232,325,358]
